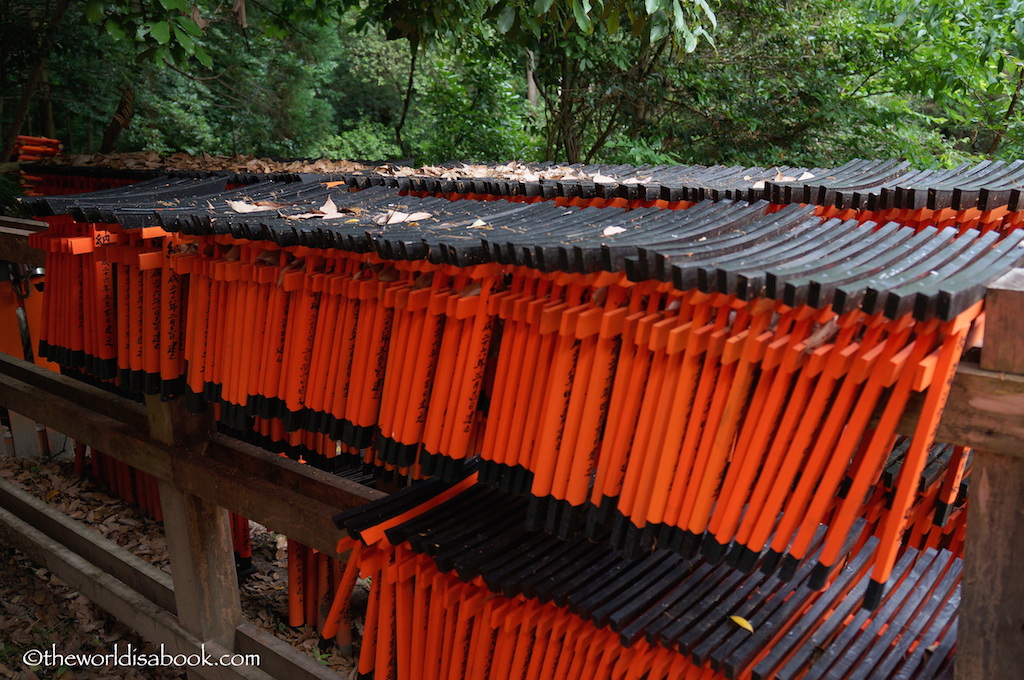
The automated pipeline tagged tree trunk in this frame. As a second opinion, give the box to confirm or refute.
[41,68,57,140]
[395,42,418,158]
[526,50,539,109]
[100,86,135,154]
[556,56,580,163]
[0,0,72,162]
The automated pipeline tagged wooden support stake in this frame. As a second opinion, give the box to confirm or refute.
[957,268,1024,680]
[147,395,241,676]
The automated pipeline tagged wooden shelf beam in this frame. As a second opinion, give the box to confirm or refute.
[0,355,385,556]
[0,216,47,267]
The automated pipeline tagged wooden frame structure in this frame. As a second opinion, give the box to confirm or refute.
[0,223,1021,679]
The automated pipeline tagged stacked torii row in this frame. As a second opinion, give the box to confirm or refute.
[16,158,1024,680]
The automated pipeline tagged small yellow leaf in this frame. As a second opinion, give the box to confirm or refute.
[729,615,754,633]
[44,489,59,500]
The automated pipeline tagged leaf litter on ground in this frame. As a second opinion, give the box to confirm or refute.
[0,454,360,678]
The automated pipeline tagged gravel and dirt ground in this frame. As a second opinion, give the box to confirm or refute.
[0,452,361,680]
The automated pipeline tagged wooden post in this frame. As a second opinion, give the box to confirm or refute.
[957,269,1024,680]
[147,395,242,678]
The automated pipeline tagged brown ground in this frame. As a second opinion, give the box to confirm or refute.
[0,454,360,680]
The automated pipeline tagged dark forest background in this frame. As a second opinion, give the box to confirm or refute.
[3,0,1023,168]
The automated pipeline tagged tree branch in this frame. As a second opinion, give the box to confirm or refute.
[987,65,1024,155]
[1,0,71,162]
[395,41,417,156]
[163,60,232,82]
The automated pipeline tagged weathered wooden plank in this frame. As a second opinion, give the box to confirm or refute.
[167,453,344,556]
[0,224,46,267]
[147,394,213,451]
[0,354,385,507]
[207,434,386,510]
[158,480,241,650]
[957,269,1024,680]
[147,394,240,680]
[235,624,342,680]
[0,353,149,430]
[0,477,341,680]
[0,371,363,555]
[895,362,1024,457]
[979,268,1024,374]
[0,475,176,612]
[0,371,174,477]
[0,215,49,231]
[0,504,272,680]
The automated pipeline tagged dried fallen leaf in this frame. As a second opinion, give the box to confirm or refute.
[469,219,488,228]
[227,200,275,213]
[803,318,840,352]
[373,210,433,225]
[602,226,627,236]
[320,196,338,216]
[591,173,617,184]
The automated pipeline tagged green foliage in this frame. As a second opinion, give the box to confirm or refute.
[0,173,24,217]
[121,23,338,156]
[7,0,1024,171]
[861,0,1024,156]
[317,125,403,162]
[83,0,214,66]
[489,0,716,50]
[411,56,541,163]
[579,0,993,168]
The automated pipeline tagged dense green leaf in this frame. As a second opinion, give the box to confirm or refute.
[7,0,1024,168]
[193,43,213,67]
[498,6,517,32]
[104,18,126,41]
[151,21,171,45]
[571,0,593,33]
[606,5,620,32]
[173,24,194,52]
[84,0,104,24]
[533,0,557,16]
[178,17,204,38]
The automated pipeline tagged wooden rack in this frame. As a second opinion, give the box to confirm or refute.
[0,224,1021,680]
